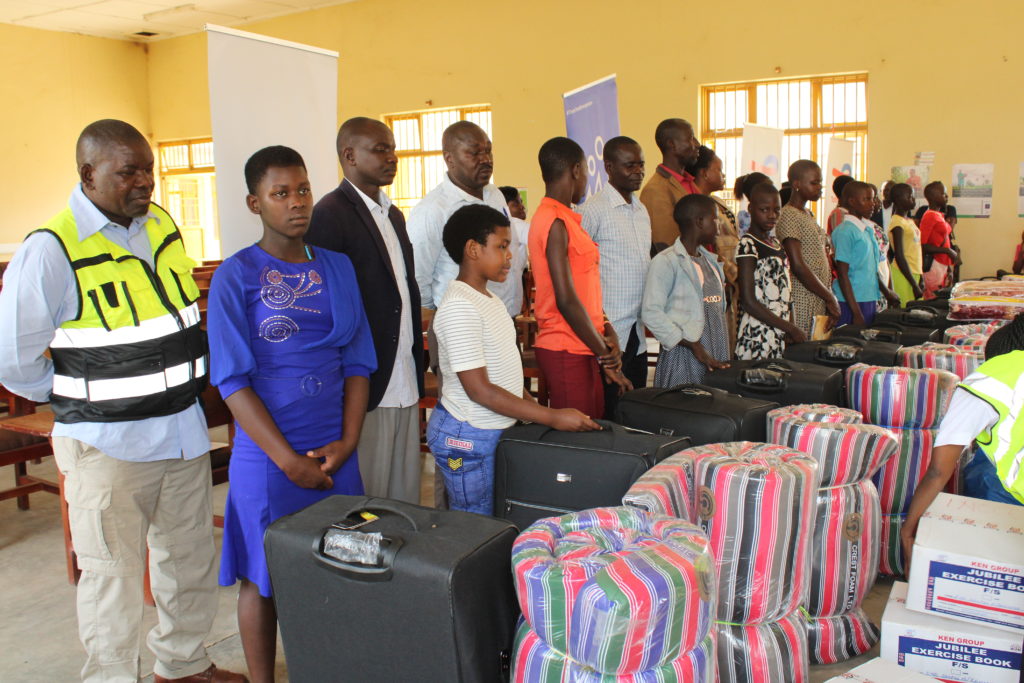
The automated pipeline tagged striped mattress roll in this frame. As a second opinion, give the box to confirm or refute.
[807,608,880,665]
[689,442,819,624]
[807,481,880,619]
[845,364,958,429]
[511,507,715,675]
[898,343,983,381]
[767,405,898,486]
[944,321,1005,349]
[878,514,907,576]
[715,610,808,683]
[872,428,936,516]
[622,453,696,521]
[512,619,715,683]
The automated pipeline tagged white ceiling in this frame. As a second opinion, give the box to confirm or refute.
[0,1,356,41]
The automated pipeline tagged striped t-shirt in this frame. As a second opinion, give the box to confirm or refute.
[434,280,524,429]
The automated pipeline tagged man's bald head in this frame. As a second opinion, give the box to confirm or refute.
[442,120,493,194]
[75,119,154,225]
[335,116,397,189]
[442,120,488,153]
[336,116,391,157]
[76,119,148,168]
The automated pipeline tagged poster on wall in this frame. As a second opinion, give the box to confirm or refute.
[891,165,931,210]
[952,163,994,218]
[1019,163,1024,218]
[563,74,620,202]
[822,137,855,224]
[739,124,784,185]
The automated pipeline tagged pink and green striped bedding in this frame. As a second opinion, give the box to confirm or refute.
[898,343,983,381]
[715,610,808,683]
[845,364,958,429]
[807,608,879,665]
[622,456,696,522]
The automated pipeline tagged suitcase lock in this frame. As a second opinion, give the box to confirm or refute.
[556,473,572,483]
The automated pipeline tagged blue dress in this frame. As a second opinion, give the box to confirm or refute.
[208,244,377,597]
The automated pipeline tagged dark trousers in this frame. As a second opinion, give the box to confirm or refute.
[604,326,647,420]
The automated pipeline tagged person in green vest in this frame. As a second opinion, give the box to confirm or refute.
[0,119,245,683]
[902,315,1024,569]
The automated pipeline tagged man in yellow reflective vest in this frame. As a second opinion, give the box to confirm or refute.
[0,120,245,683]
[903,315,1024,570]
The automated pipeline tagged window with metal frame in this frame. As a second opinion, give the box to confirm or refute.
[700,73,868,214]
[157,138,219,260]
[384,105,493,214]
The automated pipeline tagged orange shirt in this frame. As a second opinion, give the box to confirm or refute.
[528,197,604,355]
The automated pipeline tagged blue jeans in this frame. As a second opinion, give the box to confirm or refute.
[426,403,504,515]
[963,446,1024,506]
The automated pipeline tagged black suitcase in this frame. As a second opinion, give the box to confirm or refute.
[701,358,844,407]
[613,384,777,446]
[493,420,690,529]
[265,496,519,683]
[832,322,941,346]
[783,337,902,368]
[908,297,950,312]
[875,305,955,331]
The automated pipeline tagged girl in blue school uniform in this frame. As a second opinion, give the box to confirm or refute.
[207,145,375,682]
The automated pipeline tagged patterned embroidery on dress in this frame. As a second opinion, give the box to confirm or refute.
[257,266,323,342]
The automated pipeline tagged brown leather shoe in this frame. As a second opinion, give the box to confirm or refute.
[153,664,249,683]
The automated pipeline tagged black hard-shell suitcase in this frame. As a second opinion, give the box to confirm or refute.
[908,297,950,312]
[613,384,777,446]
[701,358,844,407]
[493,420,690,529]
[832,322,941,346]
[783,337,902,368]
[874,305,956,331]
[265,496,518,683]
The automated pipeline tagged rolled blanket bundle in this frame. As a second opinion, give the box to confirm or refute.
[767,405,898,486]
[807,481,880,618]
[872,428,936,516]
[878,514,906,577]
[622,454,695,522]
[689,442,819,624]
[807,608,879,666]
[845,364,958,429]
[512,619,715,683]
[898,342,983,380]
[944,321,1005,349]
[715,610,808,683]
[512,507,715,675]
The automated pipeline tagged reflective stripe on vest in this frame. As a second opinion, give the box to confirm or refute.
[36,204,208,423]
[959,350,1024,502]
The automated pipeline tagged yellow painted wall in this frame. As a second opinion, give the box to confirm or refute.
[8,0,1024,277]
[0,24,149,247]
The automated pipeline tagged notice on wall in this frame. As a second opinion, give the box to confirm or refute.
[1018,163,1024,218]
[952,163,994,218]
[739,124,784,186]
[563,74,620,203]
[823,137,855,223]
[892,165,931,210]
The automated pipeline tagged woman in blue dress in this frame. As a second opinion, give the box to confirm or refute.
[207,146,376,682]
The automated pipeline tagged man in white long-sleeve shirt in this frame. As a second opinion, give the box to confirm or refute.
[408,121,519,316]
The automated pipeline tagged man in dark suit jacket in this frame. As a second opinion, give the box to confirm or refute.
[306,117,425,503]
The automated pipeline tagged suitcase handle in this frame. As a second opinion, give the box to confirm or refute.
[654,384,720,400]
[814,340,863,366]
[737,368,788,393]
[312,499,423,581]
[859,325,902,344]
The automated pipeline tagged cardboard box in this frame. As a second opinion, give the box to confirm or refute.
[824,657,939,682]
[907,492,1024,633]
[882,582,1023,683]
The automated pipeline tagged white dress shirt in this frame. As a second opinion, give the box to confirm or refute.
[579,183,652,352]
[407,174,519,314]
[349,180,418,408]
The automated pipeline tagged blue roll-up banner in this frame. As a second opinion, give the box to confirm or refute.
[563,74,620,202]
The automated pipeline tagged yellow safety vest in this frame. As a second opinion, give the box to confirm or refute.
[34,203,208,423]
[960,350,1024,503]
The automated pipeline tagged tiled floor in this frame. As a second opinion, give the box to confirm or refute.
[1,454,888,682]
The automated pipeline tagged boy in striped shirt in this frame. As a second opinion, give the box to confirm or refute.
[427,204,599,514]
